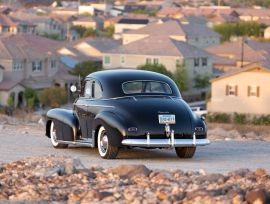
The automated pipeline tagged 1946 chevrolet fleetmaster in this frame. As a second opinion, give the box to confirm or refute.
[45,69,210,159]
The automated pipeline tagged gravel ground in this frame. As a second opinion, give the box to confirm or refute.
[1,123,270,174]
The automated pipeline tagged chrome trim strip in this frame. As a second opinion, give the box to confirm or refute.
[121,138,210,147]
[56,140,93,147]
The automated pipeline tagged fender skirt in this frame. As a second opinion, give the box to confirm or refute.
[46,108,79,141]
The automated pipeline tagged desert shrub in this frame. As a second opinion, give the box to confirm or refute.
[40,87,67,108]
[7,96,14,107]
[233,113,247,125]
[252,115,270,126]
[207,113,231,123]
[24,87,39,110]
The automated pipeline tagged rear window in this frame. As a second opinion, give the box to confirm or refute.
[122,81,172,94]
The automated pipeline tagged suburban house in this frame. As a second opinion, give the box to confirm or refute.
[207,39,270,74]
[58,37,121,68]
[78,2,112,16]
[0,14,36,34]
[0,34,77,107]
[114,18,150,39]
[235,8,270,22]
[207,65,270,115]
[103,35,213,98]
[72,16,104,30]
[122,20,220,48]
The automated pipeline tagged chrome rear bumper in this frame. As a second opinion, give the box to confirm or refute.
[121,138,210,147]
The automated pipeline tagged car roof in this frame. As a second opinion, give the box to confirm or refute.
[86,69,181,98]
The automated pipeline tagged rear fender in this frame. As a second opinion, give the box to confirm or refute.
[46,108,79,141]
[93,111,127,147]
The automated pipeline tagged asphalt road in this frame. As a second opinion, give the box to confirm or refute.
[1,124,270,173]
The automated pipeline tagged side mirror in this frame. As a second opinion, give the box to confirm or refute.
[70,85,77,93]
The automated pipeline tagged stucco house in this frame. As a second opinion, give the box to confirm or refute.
[0,34,77,107]
[207,39,270,75]
[122,20,220,48]
[0,14,36,35]
[207,65,270,115]
[103,35,213,98]
[72,16,104,30]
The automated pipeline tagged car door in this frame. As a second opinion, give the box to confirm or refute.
[75,79,94,140]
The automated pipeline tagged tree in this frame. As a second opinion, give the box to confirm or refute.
[213,21,266,42]
[99,25,115,38]
[194,74,211,89]
[40,87,67,108]
[24,87,39,110]
[173,63,188,92]
[70,61,103,78]
[82,28,97,38]
[71,25,87,37]
[138,64,173,78]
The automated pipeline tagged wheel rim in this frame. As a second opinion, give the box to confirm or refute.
[98,126,108,157]
[50,121,59,146]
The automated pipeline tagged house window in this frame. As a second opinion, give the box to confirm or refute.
[202,58,207,67]
[248,86,260,97]
[146,58,151,64]
[226,85,238,96]
[13,62,23,71]
[104,56,111,65]
[32,61,42,72]
[153,58,159,65]
[51,60,57,68]
[121,56,125,64]
[194,58,199,67]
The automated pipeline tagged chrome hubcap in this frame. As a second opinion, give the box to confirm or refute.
[100,133,108,153]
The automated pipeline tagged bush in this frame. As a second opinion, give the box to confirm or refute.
[207,113,231,123]
[233,113,247,125]
[24,87,39,111]
[7,96,14,107]
[252,115,270,126]
[40,87,67,108]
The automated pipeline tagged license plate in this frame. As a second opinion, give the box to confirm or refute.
[158,114,176,124]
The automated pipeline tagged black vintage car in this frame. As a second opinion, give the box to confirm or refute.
[45,69,210,159]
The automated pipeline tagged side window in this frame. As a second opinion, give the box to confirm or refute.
[84,80,93,98]
[94,81,103,99]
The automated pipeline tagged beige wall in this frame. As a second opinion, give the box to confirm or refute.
[208,69,270,114]
[115,23,147,34]
[0,68,3,82]
[264,27,270,39]
[0,84,25,107]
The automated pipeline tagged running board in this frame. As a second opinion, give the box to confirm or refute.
[57,139,94,147]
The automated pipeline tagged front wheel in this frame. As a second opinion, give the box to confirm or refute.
[98,126,119,159]
[175,147,196,158]
[50,121,68,149]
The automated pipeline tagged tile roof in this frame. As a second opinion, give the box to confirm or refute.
[124,20,186,36]
[0,34,64,60]
[124,20,219,38]
[210,64,270,82]
[80,37,121,53]
[105,35,211,58]
[0,79,23,91]
[157,6,181,16]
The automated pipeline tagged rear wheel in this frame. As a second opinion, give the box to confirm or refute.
[98,126,119,159]
[175,147,196,158]
[50,121,68,149]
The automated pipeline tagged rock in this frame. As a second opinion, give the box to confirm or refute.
[197,173,227,184]
[108,165,151,179]
[245,189,269,204]
[156,191,167,200]
[255,168,268,177]
[76,169,96,179]
[229,168,251,178]
[225,137,232,141]
[199,169,206,176]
